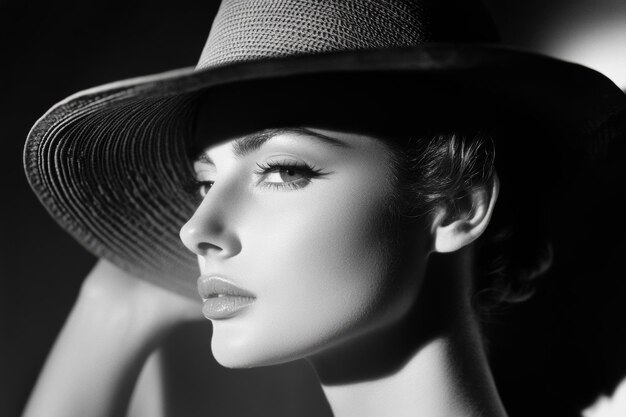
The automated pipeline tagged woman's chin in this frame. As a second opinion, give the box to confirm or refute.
[210,332,281,368]
[210,330,312,369]
[211,341,292,369]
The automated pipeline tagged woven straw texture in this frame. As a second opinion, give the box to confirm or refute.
[198,0,498,69]
[23,1,626,299]
[199,0,429,68]
[25,82,202,296]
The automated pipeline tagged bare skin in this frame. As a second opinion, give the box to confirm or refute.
[22,260,201,417]
[23,256,507,417]
[311,250,507,417]
[23,128,506,417]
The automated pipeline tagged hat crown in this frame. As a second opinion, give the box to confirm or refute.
[197,0,499,69]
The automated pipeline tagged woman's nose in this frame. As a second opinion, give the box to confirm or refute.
[179,192,242,259]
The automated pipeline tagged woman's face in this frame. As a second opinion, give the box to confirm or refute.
[180,126,431,368]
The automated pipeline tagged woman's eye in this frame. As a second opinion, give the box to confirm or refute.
[255,161,328,191]
[185,162,328,197]
[264,168,306,183]
[185,179,214,198]
[197,181,214,197]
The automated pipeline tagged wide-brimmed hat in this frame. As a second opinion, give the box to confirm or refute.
[24,0,626,299]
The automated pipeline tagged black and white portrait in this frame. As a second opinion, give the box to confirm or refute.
[2,1,625,416]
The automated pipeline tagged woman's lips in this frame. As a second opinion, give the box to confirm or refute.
[197,276,256,320]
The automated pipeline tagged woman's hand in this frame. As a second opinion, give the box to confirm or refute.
[78,259,202,339]
[22,259,203,417]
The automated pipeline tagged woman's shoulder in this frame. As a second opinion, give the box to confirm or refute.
[582,377,626,417]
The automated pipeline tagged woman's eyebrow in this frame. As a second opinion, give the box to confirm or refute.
[232,127,350,158]
[193,128,350,164]
[195,153,214,165]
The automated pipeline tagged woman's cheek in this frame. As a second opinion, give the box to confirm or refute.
[254,176,402,334]
[210,154,415,366]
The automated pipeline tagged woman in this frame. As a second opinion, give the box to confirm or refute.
[21,0,626,416]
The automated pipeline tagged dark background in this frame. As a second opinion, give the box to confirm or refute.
[1,1,625,416]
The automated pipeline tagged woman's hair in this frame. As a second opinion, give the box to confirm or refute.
[192,79,556,319]
[384,128,554,319]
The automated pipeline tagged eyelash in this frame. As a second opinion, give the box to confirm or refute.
[186,161,328,197]
[253,161,327,191]
[184,179,214,199]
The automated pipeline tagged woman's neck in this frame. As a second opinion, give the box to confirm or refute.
[308,251,508,417]
[315,326,506,417]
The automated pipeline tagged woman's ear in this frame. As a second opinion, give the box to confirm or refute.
[431,173,500,253]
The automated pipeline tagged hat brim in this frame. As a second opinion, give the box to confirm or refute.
[24,44,626,299]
